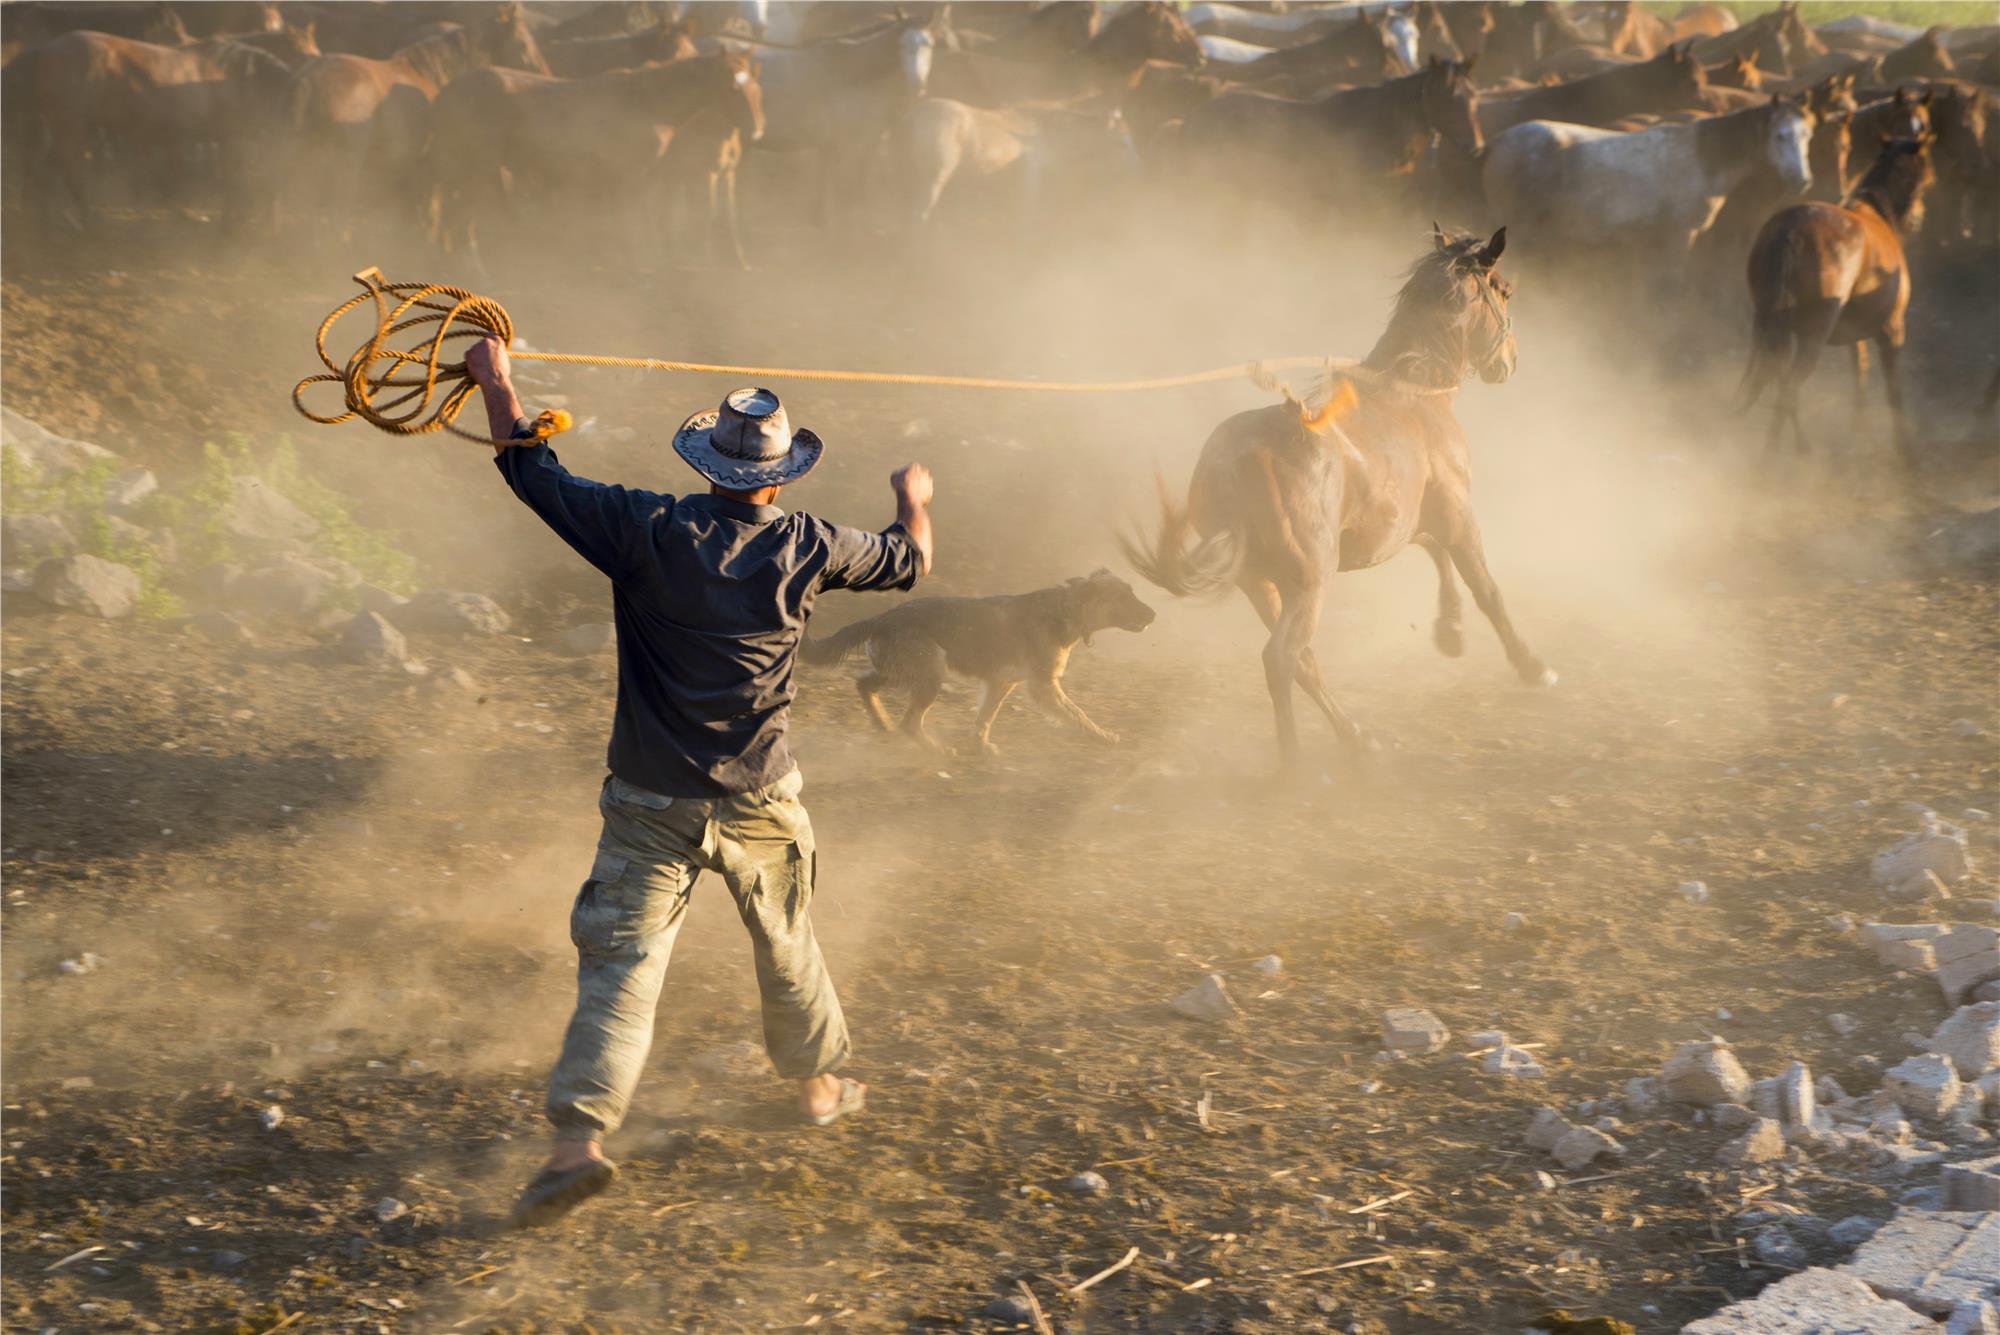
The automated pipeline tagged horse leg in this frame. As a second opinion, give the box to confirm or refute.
[1876,328,1913,471]
[1782,299,1842,456]
[1448,527,1556,688]
[1239,576,1369,751]
[721,161,749,270]
[1413,534,1464,658]
[1851,341,1869,419]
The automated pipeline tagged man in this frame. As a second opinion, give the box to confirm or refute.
[462,336,933,1229]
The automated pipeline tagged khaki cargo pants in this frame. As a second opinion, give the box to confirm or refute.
[546,770,849,1142]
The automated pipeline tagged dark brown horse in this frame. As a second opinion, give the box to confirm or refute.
[1740,134,1939,462]
[1878,27,1956,84]
[928,1,1203,108]
[1692,1,1823,78]
[1226,10,1410,95]
[1126,227,1548,763]
[1480,39,1705,136]
[1180,57,1481,211]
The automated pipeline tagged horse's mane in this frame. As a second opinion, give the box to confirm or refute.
[1847,135,1931,225]
[396,24,479,85]
[1361,233,1495,387]
[1088,1,1190,55]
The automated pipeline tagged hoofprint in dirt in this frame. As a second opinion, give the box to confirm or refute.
[4,484,1997,1333]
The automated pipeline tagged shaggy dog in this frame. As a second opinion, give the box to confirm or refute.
[803,569,1157,753]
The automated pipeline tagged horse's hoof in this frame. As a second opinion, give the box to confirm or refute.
[1521,663,1559,688]
[1434,620,1465,658]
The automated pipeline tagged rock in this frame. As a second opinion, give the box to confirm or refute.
[396,589,511,636]
[1483,1042,1546,1078]
[1829,1215,1880,1248]
[1828,1013,1861,1038]
[1751,1225,1808,1270]
[1718,1118,1786,1166]
[1501,911,1528,932]
[1954,719,1989,740]
[1929,1003,2000,1080]
[1932,506,2000,570]
[1533,1170,1557,1190]
[1892,869,1953,901]
[1379,1006,1448,1055]
[1714,1103,1761,1132]
[2,514,75,566]
[1679,880,1711,904]
[357,584,409,616]
[1663,1038,1753,1107]
[1252,953,1283,978]
[982,1297,1034,1323]
[1979,1072,2000,1116]
[1979,981,2000,1003]
[1839,1208,2000,1316]
[428,665,480,695]
[1935,926,2000,1007]
[1948,1299,2000,1335]
[1941,1154,2000,1211]
[1873,825,1973,886]
[260,1105,284,1131]
[1776,1061,1815,1131]
[1885,1053,1963,1120]
[1624,1076,1664,1116]
[1817,1074,1851,1105]
[0,406,119,477]
[102,466,158,514]
[1171,974,1238,1024]
[1066,1170,1108,1195]
[560,622,616,656]
[1551,1126,1622,1171]
[33,554,138,618]
[210,1249,248,1272]
[338,611,407,666]
[1682,1266,1934,1334]
[1525,1107,1577,1151]
[372,1197,408,1224]
[186,610,251,644]
[232,559,331,618]
[223,474,319,545]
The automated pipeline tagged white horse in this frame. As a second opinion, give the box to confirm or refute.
[1196,13,1416,71]
[901,97,1138,228]
[1483,94,1816,253]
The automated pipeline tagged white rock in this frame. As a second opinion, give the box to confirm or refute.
[1525,1106,1577,1151]
[1828,1013,1861,1038]
[1662,1038,1753,1106]
[1891,869,1953,901]
[260,1106,284,1131]
[34,554,138,618]
[1718,1118,1787,1166]
[102,466,158,514]
[1884,1053,1962,1120]
[1752,1224,1808,1269]
[1484,1043,1545,1078]
[1679,880,1711,904]
[1929,1002,2000,1080]
[1551,1126,1622,1171]
[1251,953,1283,978]
[1171,974,1238,1024]
[1379,1006,1448,1054]
[338,611,408,666]
[1501,912,1528,933]
[224,474,319,544]
[1947,1299,2000,1335]
[1935,926,2000,1007]
[1066,1170,1108,1195]
[1777,1061,1815,1130]
[394,590,512,636]
[1714,1103,1762,1132]
[1873,826,1973,886]
[1941,1154,2000,1211]
[373,1197,408,1223]
[0,406,118,477]
[1829,1215,1880,1248]
[2,514,76,566]
[1624,1075,1664,1115]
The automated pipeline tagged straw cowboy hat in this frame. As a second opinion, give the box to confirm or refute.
[672,387,823,489]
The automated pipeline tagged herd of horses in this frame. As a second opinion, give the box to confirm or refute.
[0,0,1995,757]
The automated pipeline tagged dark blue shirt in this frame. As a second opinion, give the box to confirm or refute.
[496,426,921,796]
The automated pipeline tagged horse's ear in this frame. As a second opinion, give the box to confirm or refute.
[1479,226,1507,266]
[1432,220,1451,251]
[1919,87,1934,107]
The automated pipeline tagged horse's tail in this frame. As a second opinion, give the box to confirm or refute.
[800,615,883,668]
[1121,469,1240,598]
[1736,227,1796,412]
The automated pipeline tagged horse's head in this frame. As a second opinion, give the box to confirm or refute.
[721,50,765,142]
[1094,1,1205,71]
[252,1,283,33]
[1860,132,1938,232]
[475,2,551,75]
[1438,225,1515,384]
[1720,50,1761,92]
[1764,92,1817,194]
[1930,87,1989,185]
[897,15,938,95]
[1884,85,1935,140]
[1814,109,1851,198]
[1422,56,1483,156]
[1810,71,1860,121]
[1884,26,1955,82]
[1653,38,1708,97]
[1383,9,1421,75]
[1777,0,1826,65]
[272,21,321,67]
[1410,1,1463,63]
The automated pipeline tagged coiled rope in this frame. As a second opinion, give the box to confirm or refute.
[291,268,1419,446]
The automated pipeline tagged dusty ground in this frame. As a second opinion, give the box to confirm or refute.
[3,199,1998,1335]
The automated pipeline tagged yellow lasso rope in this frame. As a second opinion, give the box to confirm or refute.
[291,268,1381,446]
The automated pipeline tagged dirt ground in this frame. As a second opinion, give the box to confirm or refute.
[3,190,1998,1335]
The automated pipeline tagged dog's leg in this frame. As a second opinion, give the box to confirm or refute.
[898,650,950,753]
[974,679,1019,755]
[854,672,894,732]
[1031,673,1120,745]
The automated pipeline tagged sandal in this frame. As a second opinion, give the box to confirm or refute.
[804,1077,866,1127]
[506,1157,619,1230]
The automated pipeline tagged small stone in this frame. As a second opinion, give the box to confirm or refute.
[1891,869,1952,901]
[1952,719,1987,740]
[1678,880,1711,904]
[60,1075,95,1091]
[1717,1117,1786,1166]
[338,611,407,666]
[1357,1079,1382,1095]
[1251,953,1283,978]
[1525,1107,1576,1151]
[210,1249,248,1272]
[1501,911,1528,933]
[1171,974,1238,1024]
[1379,1006,1448,1055]
[1947,1299,2000,1335]
[1776,1061,1815,1130]
[33,554,138,619]
[1066,1171,1108,1195]
[1934,925,2000,1007]
[1883,1053,1962,1120]
[1551,1126,1622,1171]
[560,622,616,656]
[260,1106,284,1131]
[1872,825,1973,886]
[1828,913,1857,933]
[1533,1169,1558,1190]
[982,1297,1034,1323]
[1941,1153,2000,1211]
[1829,1215,1880,1248]
[372,1197,408,1224]
[1829,1013,1861,1038]
[1662,1038,1753,1107]
[1750,1225,1807,1270]
[1713,1103,1761,1132]
[395,590,511,636]
[1483,1042,1545,1078]
[429,666,480,694]
[1928,1002,2000,1080]
[1623,1076,1664,1115]
[232,559,332,618]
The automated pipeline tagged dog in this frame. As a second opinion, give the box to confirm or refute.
[802,569,1157,754]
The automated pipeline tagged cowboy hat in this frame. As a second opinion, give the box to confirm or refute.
[672,387,823,489]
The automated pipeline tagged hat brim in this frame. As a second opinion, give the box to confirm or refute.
[671,410,824,489]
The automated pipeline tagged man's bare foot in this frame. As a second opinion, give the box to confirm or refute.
[544,1139,605,1173]
[799,1073,866,1124]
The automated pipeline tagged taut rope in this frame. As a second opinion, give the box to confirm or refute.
[291,268,1439,446]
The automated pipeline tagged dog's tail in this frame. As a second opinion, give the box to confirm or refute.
[800,615,882,667]
[1120,469,1240,598]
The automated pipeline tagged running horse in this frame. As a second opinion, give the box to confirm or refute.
[1126,227,1550,764]
[1739,133,1939,464]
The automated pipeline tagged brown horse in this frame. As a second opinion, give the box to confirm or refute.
[1878,27,1956,84]
[1180,58,1482,213]
[544,20,696,78]
[1226,11,1410,95]
[1740,134,1939,462]
[428,52,763,266]
[1410,2,1464,64]
[1674,4,1740,41]
[1480,39,1705,136]
[1126,227,1547,763]
[928,1,1203,109]
[1692,1,1823,78]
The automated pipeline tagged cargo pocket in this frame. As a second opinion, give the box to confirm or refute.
[569,850,631,954]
